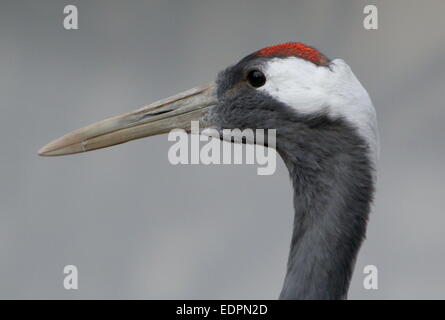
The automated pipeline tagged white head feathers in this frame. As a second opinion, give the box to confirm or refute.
[259,57,379,166]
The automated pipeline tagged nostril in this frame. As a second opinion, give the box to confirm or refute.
[146,109,171,116]
[138,109,171,121]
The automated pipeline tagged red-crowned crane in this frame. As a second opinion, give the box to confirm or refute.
[39,42,378,299]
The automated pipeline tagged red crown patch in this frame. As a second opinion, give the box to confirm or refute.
[256,42,328,66]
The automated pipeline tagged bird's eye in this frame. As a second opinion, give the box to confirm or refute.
[247,70,266,88]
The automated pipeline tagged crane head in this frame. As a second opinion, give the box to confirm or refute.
[38,42,377,162]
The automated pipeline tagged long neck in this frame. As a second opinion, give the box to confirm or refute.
[277,121,375,300]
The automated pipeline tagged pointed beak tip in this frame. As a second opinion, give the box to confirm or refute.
[37,139,76,157]
[38,144,55,157]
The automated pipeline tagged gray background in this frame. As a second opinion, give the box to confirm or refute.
[1,0,444,299]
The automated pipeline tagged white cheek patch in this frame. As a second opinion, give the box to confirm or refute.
[259,57,379,166]
[259,57,332,115]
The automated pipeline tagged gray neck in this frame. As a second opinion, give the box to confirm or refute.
[276,120,375,300]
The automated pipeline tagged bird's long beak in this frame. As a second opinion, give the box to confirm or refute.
[38,82,217,156]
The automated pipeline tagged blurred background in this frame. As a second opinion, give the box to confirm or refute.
[1,0,444,299]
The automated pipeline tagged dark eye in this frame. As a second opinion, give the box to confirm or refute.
[247,70,266,88]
